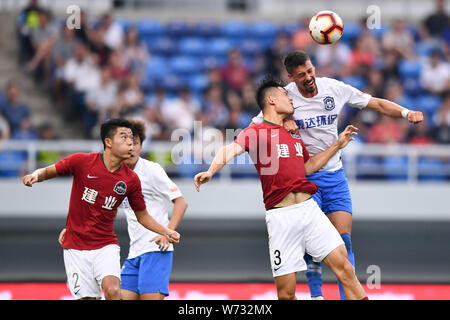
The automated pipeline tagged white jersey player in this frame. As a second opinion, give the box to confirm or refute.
[251,51,423,299]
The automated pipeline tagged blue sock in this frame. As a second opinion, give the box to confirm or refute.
[304,253,323,298]
[337,233,355,300]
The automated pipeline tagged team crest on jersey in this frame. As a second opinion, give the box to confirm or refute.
[290,132,301,139]
[113,181,127,195]
[323,96,335,111]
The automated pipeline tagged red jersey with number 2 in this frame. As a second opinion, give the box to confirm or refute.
[235,121,318,210]
[55,152,146,250]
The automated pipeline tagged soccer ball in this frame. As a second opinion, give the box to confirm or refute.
[309,10,344,45]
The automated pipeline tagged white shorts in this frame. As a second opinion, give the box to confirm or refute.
[265,198,344,277]
[63,244,121,299]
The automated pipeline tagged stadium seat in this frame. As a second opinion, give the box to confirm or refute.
[178,37,208,56]
[240,38,265,56]
[247,22,278,39]
[116,19,131,32]
[136,20,164,37]
[221,21,248,38]
[165,21,192,37]
[145,36,178,55]
[368,24,389,38]
[382,156,408,181]
[341,76,367,90]
[341,22,361,43]
[398,95,415,110]
[205,38,234,57]
[202,55,227,70]
[187,73,210,93]
[192,22,221,37]
[415,41,438,57]
[417,94,442,114]
[169,55,202,74]
[160,74,185,92]
[398,59,422,79]
[279,22,299,35]
[402,76,423,96]
[418,157,446,181]
[146,56,170,79]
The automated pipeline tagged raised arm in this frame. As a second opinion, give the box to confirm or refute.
[366,97,423,124]
[22,164,59,187]
[194,142,244,191]
[304,125,358,175]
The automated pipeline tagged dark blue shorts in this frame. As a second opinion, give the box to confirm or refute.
[306,168,353,215]
[121,251,173,296]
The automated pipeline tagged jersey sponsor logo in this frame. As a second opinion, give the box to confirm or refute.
[113,181,127,195]
[290,132,301,139]
[294,114,338,129]
[323,96,335,111]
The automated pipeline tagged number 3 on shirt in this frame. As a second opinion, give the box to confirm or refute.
[273,250,281,266]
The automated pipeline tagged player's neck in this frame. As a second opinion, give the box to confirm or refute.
[101,150,123,172]
[263,113,284,126]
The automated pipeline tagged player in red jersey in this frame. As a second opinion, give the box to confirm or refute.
[194,77,367,300]
[22,118,180,300]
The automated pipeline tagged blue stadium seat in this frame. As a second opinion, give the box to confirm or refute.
[160,74,185,92]
[418,157,446,182]
[279,22,299,35]
[398,59,422,79]
[240,38,265,56]
[179,37,207,56]
[146,56,169,79]
[205,38,234,56]
[169,55,202,74]
[368,24,389,38]
[221,21,248,38]
[145,37,178,55]
[382,156,408,181]
[415,42,438,57]
[192,22,221,37]
[341,22,361,43]
[402,76,423,96]
[417,94,442,114]
[136,20,164,37]
[187,73,210,93]
[341,76,367,90]
[398,95,415,110]
[247,22,278,39]
[165,21,192,37]
[202,55,227,70]
[116,19,131,32]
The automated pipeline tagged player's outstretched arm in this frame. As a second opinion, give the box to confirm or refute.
[194,142,244,192]
[366,97,424,124]
[134,208,180,243]
[22,165,58,187]
[304,125,358,175]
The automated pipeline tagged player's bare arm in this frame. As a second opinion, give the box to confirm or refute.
[366,97,424,124]
[134,208,180,243]
[304,125,358,175]
[194,142,244,192]
[154,196,188,251]
[22,164,58,187]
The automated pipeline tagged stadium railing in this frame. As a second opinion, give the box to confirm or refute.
[0,140,449,182]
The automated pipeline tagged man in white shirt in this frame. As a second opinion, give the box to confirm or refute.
[251,51,423,299]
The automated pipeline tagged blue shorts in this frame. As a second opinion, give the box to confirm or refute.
[306,168,353,215]
[121,251,173,296]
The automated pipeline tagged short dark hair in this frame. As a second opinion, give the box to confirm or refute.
[255,76,285,111]
[100,118,134,149]
[130,120,146,145]
[284,50,311,74]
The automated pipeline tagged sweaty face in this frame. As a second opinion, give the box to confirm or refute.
[110,127,134,160]
[288,60,317,95]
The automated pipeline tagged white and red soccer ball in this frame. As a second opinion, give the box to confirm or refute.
[309,10,344,45]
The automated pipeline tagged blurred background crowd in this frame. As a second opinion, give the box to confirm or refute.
[0,0,449,178]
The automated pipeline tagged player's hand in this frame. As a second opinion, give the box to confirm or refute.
[283,119,298,133]
[22,173,38,187]
[337,125,359,149]
[164,229,180,244]
[194,171,212,192]
[407,111,424,124]
[58,228,66,245]
[150,235,171,251]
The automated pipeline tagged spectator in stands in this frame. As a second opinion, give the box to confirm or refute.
[407,121,433,145]
[84,66,118,138]
[224,90,251,130]
[220,48,249,91]
[364,67,386,98]
[162,87,200,133]
[348,35,377,77]
[145,86,170,135]
[265,32,292,78]
[100,13,124,50]
[382,18,416,60]
[367,115,406,144]
[17,0,45,63]
[241,78,259,115]
[121,26,149,78]
[201,84,229,130]
[380,49,401,83]
[358,16,382,58]
[315,39,351,78]
[63,43,100,120]
[107,49,129,81]
[291,16,314,54]
[74,9,91,45]
[424,0,449,38]
[0,82,30,135]
[0,114,10,140]
[420,49,450,95]
[112,73,145,118]
[12,118,38,140]
[88,25,112,67]
[432,92,450,143]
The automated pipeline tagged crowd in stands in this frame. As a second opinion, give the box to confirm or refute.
[0,0,449,178]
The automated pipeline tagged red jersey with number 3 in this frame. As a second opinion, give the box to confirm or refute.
[55,152,146,250]
[235,121,318,210]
